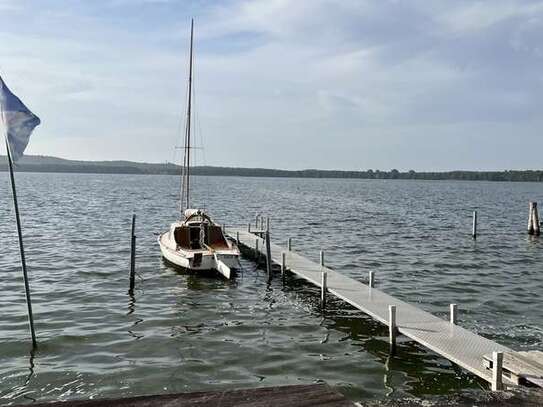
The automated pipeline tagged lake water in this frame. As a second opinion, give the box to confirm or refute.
[1,173,542,404]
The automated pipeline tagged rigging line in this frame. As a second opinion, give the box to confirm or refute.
[185,18,194,210]
[176,44,190,214]
[178,81,187,213]
[190,35,199,209]
[181,91,189,212]
[179,79,189,214]
[171,85,184,172]
[182,63,191,213]
[197,97,210,212]
[191,51,209,212]
[180,22,193,214]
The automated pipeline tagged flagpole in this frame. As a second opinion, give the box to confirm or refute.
[1,106,37,348]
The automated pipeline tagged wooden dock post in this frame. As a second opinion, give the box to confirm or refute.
[369,270,375,288]
[265,231,272,281]
[255,238,259,261]
[255,214,259,229]
[281,251,286,282]
[492,351,504,391]
[450,304,457,325]
[321,270,327,308]
[248,223,251,233]
[528,202,534,234]
[472,211,477,239]
[534,202,540,236]
[266,217,270,232]
[320,250,324,267]
[287,237,292,251]
[528,202,540,235]
[389,305,397,351]
[320,251,326,308]
[236,231,240,245]
[129,214,136,295]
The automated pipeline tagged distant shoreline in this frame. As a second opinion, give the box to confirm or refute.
[1,155,543,182]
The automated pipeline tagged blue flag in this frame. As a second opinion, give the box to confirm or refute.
[0,76,40,161]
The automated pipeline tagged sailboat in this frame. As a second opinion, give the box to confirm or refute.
[158,19,241,279]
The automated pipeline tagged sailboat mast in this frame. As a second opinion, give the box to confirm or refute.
[185,18,194,210]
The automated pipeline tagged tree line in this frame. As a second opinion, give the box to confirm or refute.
[2,161,543,182]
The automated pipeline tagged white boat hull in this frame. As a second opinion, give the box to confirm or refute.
[158,232,240,279]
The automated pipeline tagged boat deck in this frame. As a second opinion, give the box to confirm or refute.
[227,227,514,385]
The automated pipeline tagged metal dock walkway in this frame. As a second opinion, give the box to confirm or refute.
[226,227,512,386]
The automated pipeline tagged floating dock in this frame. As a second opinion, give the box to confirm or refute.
[227,226,543,389]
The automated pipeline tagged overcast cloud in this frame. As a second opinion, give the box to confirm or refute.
[1,0,542,171]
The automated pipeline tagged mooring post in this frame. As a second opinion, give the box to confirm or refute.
[491,351,504,391]
[260,216,265,231]
[533,202,540,236]
[255,214,259,229]
[266,217,270,232]
[287,237,292,251]
[129,214,136,295]
[389,305,397,350]
[472,211,477,239]
[320,250,325,267]
[320,251,326,308]
[255,238,259,261]
[369,270,375,288]
[248,223,251,233]
[450,304,457,325]
[281,251,286,281]
[321,270,327,308]
[265,231,272,281]
[236,231,240,245]
[528,202,534,235]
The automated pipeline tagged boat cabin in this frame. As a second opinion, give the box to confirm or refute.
[171,210,229,251]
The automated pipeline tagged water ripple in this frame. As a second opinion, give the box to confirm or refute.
[1,174,542,404]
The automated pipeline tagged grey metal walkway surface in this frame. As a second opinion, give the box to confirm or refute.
[227,227,512,384]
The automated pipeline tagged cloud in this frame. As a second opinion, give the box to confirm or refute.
[0,0,20,11]
[439,1,543,33]
[1,0,543,170]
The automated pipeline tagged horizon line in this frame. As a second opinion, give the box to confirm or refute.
[1,154,543,174]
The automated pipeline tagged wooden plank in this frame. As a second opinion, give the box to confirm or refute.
[15,384,354,407]
[229,228,514,385]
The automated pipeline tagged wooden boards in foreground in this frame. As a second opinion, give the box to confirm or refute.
[17,384,355,407]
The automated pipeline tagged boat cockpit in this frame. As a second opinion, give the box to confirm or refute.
[173,222,229,251]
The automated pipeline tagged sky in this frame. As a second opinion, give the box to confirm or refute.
[1,0,543,171]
